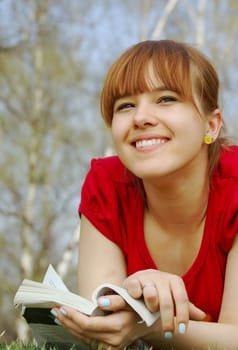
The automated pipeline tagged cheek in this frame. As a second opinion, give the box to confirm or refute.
[111,119,121,146]
[111,118,125,142]
[176,113,206,136]
[179,122,206,149]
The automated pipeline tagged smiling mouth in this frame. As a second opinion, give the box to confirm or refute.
[135,138,168,149]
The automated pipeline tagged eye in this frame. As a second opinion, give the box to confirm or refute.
[115,102,135,112]
[157,96,177,104]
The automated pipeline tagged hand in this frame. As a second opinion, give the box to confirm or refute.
[51,295,150,349]
[123,269,206,337]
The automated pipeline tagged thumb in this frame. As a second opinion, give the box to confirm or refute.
[97,294,129,312]
[189,302,208,321]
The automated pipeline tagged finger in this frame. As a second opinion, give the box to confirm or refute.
[97,294,128,311]
[170,277,189,333]
[123,278,142,299]
[58,308,135,348]
[56,306,144,348]
[55,314,96,344]
[56,306,121,334]
[157,285,175,335]
[189,302,207,320]
[54,308,93,337]
[141,283,159,313]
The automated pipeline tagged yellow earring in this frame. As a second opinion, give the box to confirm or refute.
[204,134,213,144]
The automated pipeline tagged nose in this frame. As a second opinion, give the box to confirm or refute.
[133,103,158,129]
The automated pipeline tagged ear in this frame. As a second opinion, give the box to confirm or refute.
[205,109,223,141]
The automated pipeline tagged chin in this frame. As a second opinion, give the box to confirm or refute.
[128,167,167,180]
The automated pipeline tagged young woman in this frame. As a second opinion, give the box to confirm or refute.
[52,40,238,349]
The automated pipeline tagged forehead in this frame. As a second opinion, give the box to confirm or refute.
[113,57,191,101]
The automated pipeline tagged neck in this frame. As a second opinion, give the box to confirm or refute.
[143,164,210,235]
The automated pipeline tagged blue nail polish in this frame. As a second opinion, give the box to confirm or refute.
[54,318,62,326]
[164,331,173,339]
[179,323,186,334]
[50,309,58,317]
[59,308,68,316]
[98,297,111,307]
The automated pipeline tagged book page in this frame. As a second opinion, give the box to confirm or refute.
[14,280,97,315]
[43,265,69,291]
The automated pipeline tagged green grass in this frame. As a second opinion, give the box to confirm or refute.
[0,344,41,350]
[0,343,151,350]
[0,343,77,350]
[0,346,147,350]
[0,345,138,350]
[0,344,72,350]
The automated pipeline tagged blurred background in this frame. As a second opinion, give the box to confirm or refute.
[0,0,237,344]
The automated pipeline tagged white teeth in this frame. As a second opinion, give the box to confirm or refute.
[135,138,166,148]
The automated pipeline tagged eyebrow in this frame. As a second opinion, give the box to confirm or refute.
[114,86,177,105]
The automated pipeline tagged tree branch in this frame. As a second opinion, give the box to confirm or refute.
[151,0,179,39]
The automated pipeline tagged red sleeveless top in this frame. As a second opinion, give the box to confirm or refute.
[79,146,238,321]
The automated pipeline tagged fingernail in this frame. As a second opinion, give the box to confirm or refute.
[54,318,62,326]
[203,313,213,322]
[164,331,173,339]
[59,308,68,316]
[98,297,111,307]
[50,309,58,317]
[179,323,186,334]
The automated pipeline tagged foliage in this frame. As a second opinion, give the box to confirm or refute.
[0,343,152,350]
[0,343,41,350]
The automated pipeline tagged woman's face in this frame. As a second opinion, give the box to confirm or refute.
[111,83,212,182]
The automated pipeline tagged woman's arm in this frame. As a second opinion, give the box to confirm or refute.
[77,215,127,298]
[142,234,238,349]
[55,224,238,349]
[52,215,141,348]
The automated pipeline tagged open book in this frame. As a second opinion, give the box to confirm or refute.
[14,265,160,348]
